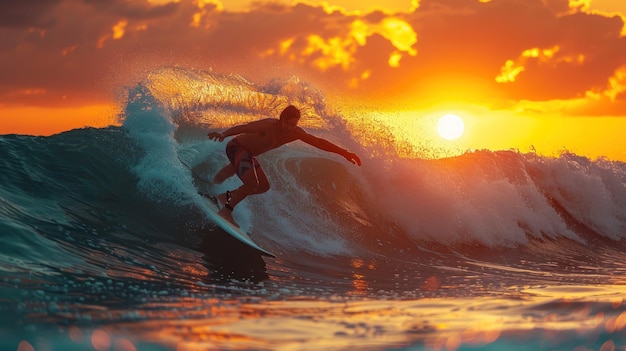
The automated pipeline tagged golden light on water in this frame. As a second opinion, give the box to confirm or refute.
[91,329,112,351]
[17,341,34,351]
[12,284,626,350]
[80,284,626,350]
[348,258,376,296]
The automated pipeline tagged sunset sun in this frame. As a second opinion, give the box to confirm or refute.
[437,114,465,140]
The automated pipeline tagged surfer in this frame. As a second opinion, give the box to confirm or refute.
[207,105,361,227]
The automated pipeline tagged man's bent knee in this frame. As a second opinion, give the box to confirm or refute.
[254,183,270,194]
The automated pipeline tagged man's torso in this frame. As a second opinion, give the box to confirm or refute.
[235,118,302,156]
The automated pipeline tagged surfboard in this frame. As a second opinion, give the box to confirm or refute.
[201,195,275,258]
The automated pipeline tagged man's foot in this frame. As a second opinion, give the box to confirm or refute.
[218,207,239,228]
[217,193,227,206]
[217,190,233,206]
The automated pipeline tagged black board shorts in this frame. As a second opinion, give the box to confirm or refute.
[225,139,261,179]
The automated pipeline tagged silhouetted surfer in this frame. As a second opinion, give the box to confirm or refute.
[208,105,361,227]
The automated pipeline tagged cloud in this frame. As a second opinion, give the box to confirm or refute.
[82,0,180,19]
[489,10,626,101]
[0,0,63,28]
[383,0,626,111]
[0,0,625,116]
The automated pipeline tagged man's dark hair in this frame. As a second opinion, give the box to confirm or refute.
[279,105,301,121]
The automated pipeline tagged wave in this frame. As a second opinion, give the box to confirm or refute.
[1,67,625,277]
[127,67,626,250]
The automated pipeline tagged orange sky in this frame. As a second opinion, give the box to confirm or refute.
[1,0,626,160]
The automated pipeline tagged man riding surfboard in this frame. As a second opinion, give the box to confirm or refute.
[207,105,361,227]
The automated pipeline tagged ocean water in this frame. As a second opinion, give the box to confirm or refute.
[1,67,626,351]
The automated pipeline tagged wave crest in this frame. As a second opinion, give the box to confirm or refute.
[143,67,331,129]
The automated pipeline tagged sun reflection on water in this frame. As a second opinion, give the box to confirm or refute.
[17,284,614,351]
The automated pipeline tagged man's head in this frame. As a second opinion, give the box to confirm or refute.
[280,105,300,121]
[279,105,300,132]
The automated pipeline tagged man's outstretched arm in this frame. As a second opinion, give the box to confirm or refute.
[299,131,361,166]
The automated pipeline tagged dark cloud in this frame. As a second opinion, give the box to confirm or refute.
[81,0,180,19]
[0,0,62,28]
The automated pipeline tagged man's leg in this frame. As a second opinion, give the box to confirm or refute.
[217,167,259,227]
[252,167,270,194]
[217,165,271,227]
[212,164,235,184]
